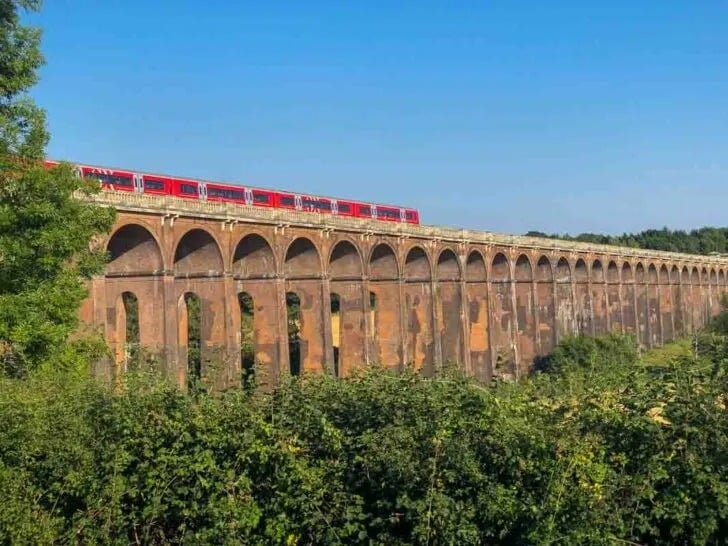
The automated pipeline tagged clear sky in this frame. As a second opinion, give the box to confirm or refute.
[28,1,728,235]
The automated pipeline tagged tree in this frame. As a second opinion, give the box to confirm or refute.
[0,0,115,376]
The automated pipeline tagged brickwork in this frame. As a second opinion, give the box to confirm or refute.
[82,190,728,387]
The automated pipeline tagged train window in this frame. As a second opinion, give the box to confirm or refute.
[378,208,399,220]
[338,203,351,213]
[85,172,133,186]
[280,196,295,206]
[302,198,331,211]
[359,206,371,216]
[253,192,269,204]
[180,183,198,195]
[144,179,165,191]
[208,187,245,200]
[405,211,415,221]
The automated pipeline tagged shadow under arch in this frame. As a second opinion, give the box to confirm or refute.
[329,239,363,280]
[106,223,164,276]
[284,237,321,279]
[174,228,224,278]
[233,233,276,279]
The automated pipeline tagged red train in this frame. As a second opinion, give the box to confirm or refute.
[44,160,420,225]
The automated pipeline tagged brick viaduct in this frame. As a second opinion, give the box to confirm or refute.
[81,191,728,388]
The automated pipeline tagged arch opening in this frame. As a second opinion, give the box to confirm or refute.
[466,251,487,282]
[182,292,202,391]
[107,224,163,276]
[437,249,461,281]
[239,292,255,386]
[404,246,431,281]
[515,255,532,282]
[285,238,321,279]
[556,258,571,283]
[329,240,363,280]
[330,293,341,377]
[535,256,552,282]
[233,234,275,279]
[574,259,588,283]
[369,243,399,280]
[607,261,619,283]
[491,253,510,281]
[592,260,604,283]
[286,292,302,376]
[174,229,224,278]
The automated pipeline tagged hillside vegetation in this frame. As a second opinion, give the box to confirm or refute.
[526,227,728,255]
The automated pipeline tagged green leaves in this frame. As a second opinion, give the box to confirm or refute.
[1,331,728,543]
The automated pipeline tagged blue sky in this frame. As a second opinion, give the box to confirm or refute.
[29,1,728,235]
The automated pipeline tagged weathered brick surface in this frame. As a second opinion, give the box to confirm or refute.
[81,192,728,387]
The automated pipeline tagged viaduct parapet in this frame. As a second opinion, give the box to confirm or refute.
[82,191,728,387]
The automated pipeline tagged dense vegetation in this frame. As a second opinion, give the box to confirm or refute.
[2,326,728,544]
[0,0,114,377]
[526,226,728,255]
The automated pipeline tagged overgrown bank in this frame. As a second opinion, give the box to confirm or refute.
[2,324,728,544]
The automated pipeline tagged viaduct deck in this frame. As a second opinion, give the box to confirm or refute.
[82,190,728,387]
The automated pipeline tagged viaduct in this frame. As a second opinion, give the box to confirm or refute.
[81,190,728,388]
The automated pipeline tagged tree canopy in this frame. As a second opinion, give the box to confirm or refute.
[0,0,115,376]
[526,226,728,255]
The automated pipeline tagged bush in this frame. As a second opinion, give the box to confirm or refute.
[0,332,727,544]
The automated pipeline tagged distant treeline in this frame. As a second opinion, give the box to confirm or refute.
[525,227,728,255]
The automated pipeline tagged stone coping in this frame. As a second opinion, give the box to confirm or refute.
[80,190,728,266]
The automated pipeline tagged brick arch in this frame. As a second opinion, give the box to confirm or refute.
[591,259,604,282]
[404,246,432,281]
[465,250,487,282]
[514,254,532,281]
[710,268,718,285]
[233,233,276,279]
[369,242,399,280]
[574,258,588,283]
[436,248,461,281]
[174,228,224,277]
[681,265,690,283]
[106,223,164,276]
[622,262,634,282]
[607,260,619,282]
[635,262,646,283]
[555,257,571,282]
[720,269,726,286]
[659,264,670,284]
[329,239,363,279]
[670,265,681,283]
[691,266,700,284]
[284,237,322,279]
[491,252,511,281]
[648,264,658,283]
[536,255,552,281]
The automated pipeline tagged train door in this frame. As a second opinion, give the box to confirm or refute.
[331,199,339,216]
[371,205,378,220]
[400,208,406,223]
[199,182,207,201]
[133,174,143,193]
[295,195,302,210]
[244,188,253,206]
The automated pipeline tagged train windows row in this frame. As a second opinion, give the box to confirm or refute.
[54,161,420,224]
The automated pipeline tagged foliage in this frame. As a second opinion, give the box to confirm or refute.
[2,325,728,544]
[526,226,728,255]
[0,0,115,376]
